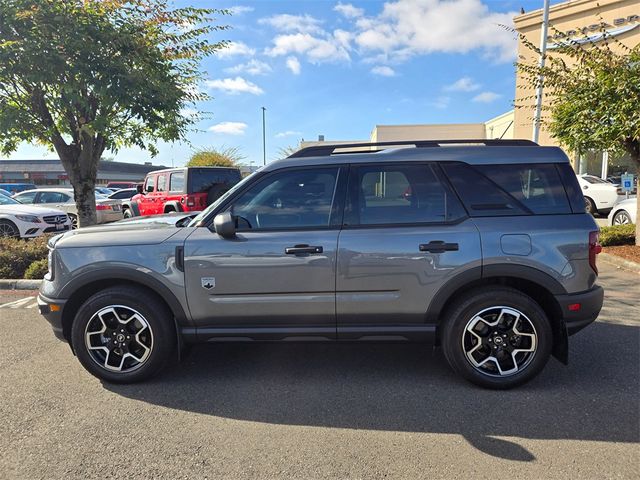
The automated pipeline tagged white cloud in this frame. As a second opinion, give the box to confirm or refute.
[266,32,350,63]
[334,3,364,18]
[444,76,480,92]
[353,0,517,63]
[286,56,301,75]
[208,121,248,135]
[275,130,302,138]
[427,96,451,109]
[472,91,501,103]
[229,6,254,15]
[259,14,324,34]
[180,107,199,118]
[216,41,256,59]
[371,65,396,76]
[224,59,272,76]
[205,77,264,95]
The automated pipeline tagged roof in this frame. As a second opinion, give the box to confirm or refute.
[0,159,167,174]
[266,140,569,171]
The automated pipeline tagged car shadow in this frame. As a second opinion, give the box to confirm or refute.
[105,321,639,462]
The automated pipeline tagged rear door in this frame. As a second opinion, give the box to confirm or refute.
[184,166,347,339]
[336,162,481,340]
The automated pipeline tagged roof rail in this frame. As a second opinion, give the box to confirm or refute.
[288,139,538,158]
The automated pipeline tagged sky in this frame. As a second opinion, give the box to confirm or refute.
[7,0,563,168]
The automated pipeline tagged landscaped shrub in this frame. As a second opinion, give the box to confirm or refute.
[24,258,49,279]
[599,224,636,247]
[0,236,49,279]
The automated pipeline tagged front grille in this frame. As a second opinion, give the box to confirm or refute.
[43,214,68,224]
[44,225,70,233]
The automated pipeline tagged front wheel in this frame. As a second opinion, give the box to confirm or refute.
[441,287,552,389]
[71,286,176,383]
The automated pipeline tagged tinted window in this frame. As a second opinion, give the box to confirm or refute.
[14,191,37,203]
[170,172,185,192]
[442,163,529,217]
[109,189,135,199]
[189,168,241,194]
[345,164,465,226]
[37,191,69,204]
[476,164,571,214]
[229,167,339,230]
[157,174,167,192]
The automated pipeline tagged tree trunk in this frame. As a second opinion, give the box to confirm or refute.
[636,175,640,247]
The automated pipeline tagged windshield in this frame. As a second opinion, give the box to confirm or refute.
[0,195,21,205]
[188,172,258,227]
[581,175,608,184]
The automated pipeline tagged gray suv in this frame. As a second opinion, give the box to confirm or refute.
[38,140,604,388]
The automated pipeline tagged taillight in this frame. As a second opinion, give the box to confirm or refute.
[96,204,110,211]
[186,195,195,207]
[589,231,602,274]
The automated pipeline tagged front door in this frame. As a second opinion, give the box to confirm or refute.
[184,166,346,340]
[138,175,156,216]
[336,162,481,340]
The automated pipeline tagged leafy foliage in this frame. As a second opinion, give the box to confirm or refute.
[276,144,300,159]
[0,236,49,279]
[187,146,244,167]
[24,258,49,279]
[0,0,229,225]
[599,224,636,247]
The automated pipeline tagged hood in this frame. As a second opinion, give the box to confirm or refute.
[114,212,196,226]
[55,221,183,249]
[0,204,66,216]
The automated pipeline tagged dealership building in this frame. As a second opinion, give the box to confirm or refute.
[0,159,167,186]
[304,0,638,180]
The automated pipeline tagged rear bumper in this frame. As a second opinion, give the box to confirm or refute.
[37,294,67,342]
[554,285,604,335]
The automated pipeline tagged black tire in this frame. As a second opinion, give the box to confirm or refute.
[164,206,176,214]
[441,287,552,389]
[0,219,20,238]
[123,208,134,219]
[584,196,597,216]
[71,286,177,383]
[613,210,632,225]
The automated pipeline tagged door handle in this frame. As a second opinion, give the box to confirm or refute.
[419,241,459,253]
[285,244,323,255]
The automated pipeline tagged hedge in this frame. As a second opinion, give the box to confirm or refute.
[0,236,49,279]
[599,224,636,247]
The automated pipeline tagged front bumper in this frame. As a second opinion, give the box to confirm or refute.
[37,294,67,342]
[554,285,604,335]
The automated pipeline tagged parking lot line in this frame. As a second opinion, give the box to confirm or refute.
[0,297,37,309]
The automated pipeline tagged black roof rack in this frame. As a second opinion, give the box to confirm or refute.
[288,139,538,158]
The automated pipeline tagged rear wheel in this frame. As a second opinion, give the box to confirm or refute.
[613,210,632,225]
[71,286,176,383]
[584,196,597,216]
[0,219,20,238]
[123,208,134,219]
[441,287,552,389]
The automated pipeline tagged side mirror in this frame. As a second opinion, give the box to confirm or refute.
[213,211,236,238]
[136,184,143,194]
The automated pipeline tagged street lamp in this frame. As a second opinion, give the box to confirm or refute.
[532,0,551,144]
[261,106,266,166]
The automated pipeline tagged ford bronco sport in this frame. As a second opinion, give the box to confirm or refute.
[38,140,604,388]
[125,166,242,218]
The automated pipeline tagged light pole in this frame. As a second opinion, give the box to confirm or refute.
[532,0,551,143]
[261,106,266,166]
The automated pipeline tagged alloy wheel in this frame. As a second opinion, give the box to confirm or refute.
[84,305,154,373]
[462,306,537,377]
[69,214,78,229]
[0,221,19,238]
[613,211,631,225]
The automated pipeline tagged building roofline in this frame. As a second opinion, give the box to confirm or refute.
[514,0,625,27]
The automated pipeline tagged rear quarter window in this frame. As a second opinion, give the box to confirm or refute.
[442,162,572,216]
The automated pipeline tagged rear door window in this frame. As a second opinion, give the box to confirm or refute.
[170,171,185,192]
[157,174,167,192]
[345,163,466,226]
[37,191,69,204]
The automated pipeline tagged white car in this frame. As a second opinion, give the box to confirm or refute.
[13,188,123,228]
[0,195,71,238]
[607,197,637,225]
[576,174,624,216]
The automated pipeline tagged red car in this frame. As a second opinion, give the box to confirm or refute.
[126,167,242,218]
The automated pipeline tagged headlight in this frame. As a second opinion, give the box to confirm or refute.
[15,214,39,223]
[45,248,54,281]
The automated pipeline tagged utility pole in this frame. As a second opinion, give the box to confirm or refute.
[532,0,550,144]
[261,106,266,166]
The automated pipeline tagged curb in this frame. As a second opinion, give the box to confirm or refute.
[0,279,42,290]
[600,252,640,274]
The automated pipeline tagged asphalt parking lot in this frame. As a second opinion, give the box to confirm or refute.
[0,261,638,479]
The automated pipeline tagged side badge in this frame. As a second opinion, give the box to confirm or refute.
[201,277,215,290]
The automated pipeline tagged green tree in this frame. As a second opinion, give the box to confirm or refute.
[516,27,639,244]
[187,146,244,167]
[0,0,229,226]
[276,144,300,159]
